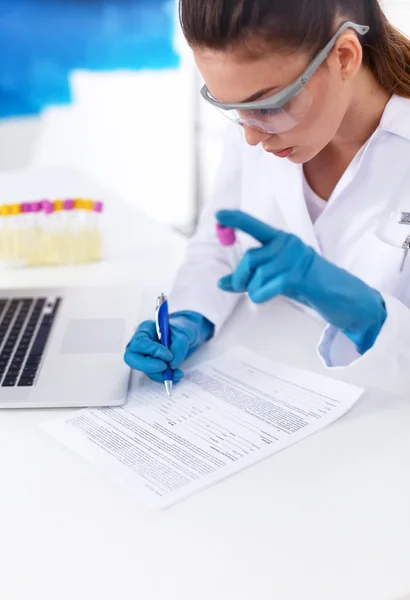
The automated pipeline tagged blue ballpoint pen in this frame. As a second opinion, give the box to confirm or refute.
[155,293,173,399]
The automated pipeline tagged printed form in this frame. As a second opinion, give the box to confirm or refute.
[42,347,363,508]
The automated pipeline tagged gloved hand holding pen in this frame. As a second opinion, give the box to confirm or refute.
[124,311,214,386]
[216,210,387,355]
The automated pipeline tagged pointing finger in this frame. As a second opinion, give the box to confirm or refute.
[216,210,284,245]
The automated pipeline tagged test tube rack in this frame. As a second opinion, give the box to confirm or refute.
[0,198,104,268]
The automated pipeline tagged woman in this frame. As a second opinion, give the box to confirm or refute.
[125,0,410,394]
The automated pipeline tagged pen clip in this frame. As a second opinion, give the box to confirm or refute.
[155,294,167,341]
[155,296,162,341]
[400,236,410,273]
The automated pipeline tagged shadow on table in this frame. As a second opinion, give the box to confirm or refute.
[339,386,407,424]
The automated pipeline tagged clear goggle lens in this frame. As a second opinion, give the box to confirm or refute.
[216,86,312,134]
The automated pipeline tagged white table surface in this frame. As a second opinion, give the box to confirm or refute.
[0,168,409,600]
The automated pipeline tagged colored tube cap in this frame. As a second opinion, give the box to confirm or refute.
[216,222,236,247]
[63,199,75,211]
[74,198,87,210]
[54,199,64,212]
[31,201,41,213]
[10,203,21,215]
[93,201,104,213]
[41,200,54,214]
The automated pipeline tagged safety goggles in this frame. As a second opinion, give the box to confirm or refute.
[201,21,369,134]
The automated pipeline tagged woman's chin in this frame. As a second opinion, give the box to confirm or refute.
[287,147,316,164]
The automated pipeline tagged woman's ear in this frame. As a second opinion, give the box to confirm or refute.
[334,32,364,81]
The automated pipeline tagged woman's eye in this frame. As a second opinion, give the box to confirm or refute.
[252,107,282,118]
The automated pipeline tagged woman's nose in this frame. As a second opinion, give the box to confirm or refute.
[243,125,271,147]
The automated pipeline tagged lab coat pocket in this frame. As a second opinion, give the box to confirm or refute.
[344,231,406,296]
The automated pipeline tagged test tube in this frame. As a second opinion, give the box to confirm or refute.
[63,199,75,264]
[73,198,87,264]
[13,203,23,260]
[24,202,38,266]
[91,201,103,261]
[216,223,242,270]
[31,201,42,265]
[0,204,9,262]
[83,199,94,262]
[9,204,22,262]
[20,202,30,263]
[41,200,54,265]
[53,199,64,265]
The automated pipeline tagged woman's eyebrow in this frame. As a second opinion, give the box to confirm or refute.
[240,85,279,103]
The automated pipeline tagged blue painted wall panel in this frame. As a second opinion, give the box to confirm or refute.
[0,0,179,118]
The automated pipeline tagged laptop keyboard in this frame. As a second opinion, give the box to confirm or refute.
[0,297,61,387]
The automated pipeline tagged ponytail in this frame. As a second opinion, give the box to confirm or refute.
[363,0,410,97]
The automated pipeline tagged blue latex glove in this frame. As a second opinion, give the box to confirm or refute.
[124,311,214,384]
[217,210,387,355]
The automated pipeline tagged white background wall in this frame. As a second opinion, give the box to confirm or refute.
[384,0,410,29]
[0,16,203,232]
[0,56,200,231]
[0,1,408,232]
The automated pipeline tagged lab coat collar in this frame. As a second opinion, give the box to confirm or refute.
[258,95,410,257]
[378,94,410,141]
[261,150,321,254]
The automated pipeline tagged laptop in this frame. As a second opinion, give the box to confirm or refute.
[0,286,138,409]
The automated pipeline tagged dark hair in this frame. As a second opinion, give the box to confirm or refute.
[179,0,410,97]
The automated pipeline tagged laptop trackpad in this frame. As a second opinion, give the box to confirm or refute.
[61,319,125,354]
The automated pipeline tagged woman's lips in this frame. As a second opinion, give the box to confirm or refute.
[266,147,293,158]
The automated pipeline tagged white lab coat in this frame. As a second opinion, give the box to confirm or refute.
[170,94,410,394]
